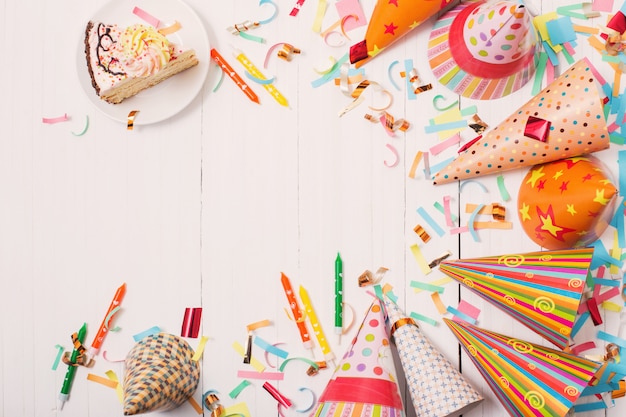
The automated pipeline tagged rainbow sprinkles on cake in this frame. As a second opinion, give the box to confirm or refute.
[84,20,198,104]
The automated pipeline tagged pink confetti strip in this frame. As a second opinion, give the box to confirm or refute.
[263,381,292,408]
[42,113,68,124]
[429,133,460,156]
[383,144,399,167]
[289,0,306,16]
[571,341,597,356]
[132,6,160,27]
[237,370,284,380]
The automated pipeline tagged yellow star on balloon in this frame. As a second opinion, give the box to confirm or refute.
[526,166,545,188]
[566,204,577,215]
[519,203,531,221]
[552,170,564,181]
[593,189,612,206]
[540,214,564,237]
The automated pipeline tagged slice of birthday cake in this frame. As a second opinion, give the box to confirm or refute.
[84,21,198,104]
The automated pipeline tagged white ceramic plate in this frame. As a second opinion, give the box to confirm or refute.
[76,0,210,125]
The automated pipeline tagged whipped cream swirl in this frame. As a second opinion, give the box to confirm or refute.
[120,24,171,77]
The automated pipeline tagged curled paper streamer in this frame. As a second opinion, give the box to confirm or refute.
[203,391,225,417]
[384,144,399,168]
[358,267,388,287]
[306,361,327,376]
[258,0,278,25]
[264,43,301,68]
[295,387,316,413]
[52,344,64,370]
[413,224,431,243]
[71,115,89,136]
[263,381,292,408]
[132,6,159,27]
[278,356,319,373]
[158,21,182,35]
[227,20,260,35]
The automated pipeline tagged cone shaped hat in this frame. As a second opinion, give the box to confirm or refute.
[312,298,404,417]
[383,295,483,417]
[350,0,458,68]
[438,248,593,349]
[428,1,539,100]
[123,333,200,415]
[433,58,609,185]
[444,319,601,417]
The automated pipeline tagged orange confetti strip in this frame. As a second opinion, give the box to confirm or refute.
[573,24,599,35]
[247,319,272,331]
[188,397,203,414]
[158,20,182,35]
[408,151,423,179]
[431,292,448,315]
[472,221,513,229]
[87,373,118,389]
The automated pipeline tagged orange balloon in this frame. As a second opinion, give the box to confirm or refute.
[517,156,617,250]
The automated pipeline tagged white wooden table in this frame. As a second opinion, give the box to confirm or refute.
[1,0,625,416]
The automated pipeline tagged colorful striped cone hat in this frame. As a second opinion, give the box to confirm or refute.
[312,298,405,417]
[123,333,200,415]
[433,57,609,185]
[438,248,593,349]
[444,319,601,417]
[428,0,539,100]
[350,0,458,68]
[383,294,483,417]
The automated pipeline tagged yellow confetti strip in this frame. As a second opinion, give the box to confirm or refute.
[409,244,431,275]
[602,301,623,312]
[611,230,621,275]
[105,370,123,403]
[87,373,118,389]
[232,341,265,372]
[192,336,209,361]
[413,277,453,294]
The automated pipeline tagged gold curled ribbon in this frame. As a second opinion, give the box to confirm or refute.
[492,203,506,221]
[306,361,327,376]
[468,114,488,134]
[429,251,452,269]
[227,20,260,35]
[127,110,139,130]
[203,392,225,417]
[413,224,431,243]
[389,317,418,339]
[358,267,389,287]
[401,69,432,94]
[61,331,94,367]
[604,343,621,362]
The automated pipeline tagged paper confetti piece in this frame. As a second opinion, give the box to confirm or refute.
[409,244,431,275]
[237,370,284,380]
[158,21,182,35]
[52,344,64,370]
[104,370,124,403]
[87,373,118,389]
[278,356,319,372]
[424,120,467,134]
[335,0,366,31]
[187,397,203,414]
[443,196,454,227]
[127,110,139,130]
[409,311,438,326]
[496,175,510,201]
[447,306,477,324]
[408,151,423,179]
[597,331,626,349]
[254,336,289,359]
[229,380,252,398]
[181,307,203,338]
[132,6,160,27]
[263,381,292,408]
[456,300,481,322]
[433,94,458,112]
[473,221,513,229]
[192,336,209,361]
[233,341,265,372]
[258,0,279,25]
[429,133,460,156]
[387,60,402,91]
[133,326,160,342]
[468,204,484,242]
[42,114,68,124]
[431,292,448,315]
[71,115,89,136]
[409,280,444,293]
[295,387,317,413]
[383,143,399,167]
[416,207,445,237]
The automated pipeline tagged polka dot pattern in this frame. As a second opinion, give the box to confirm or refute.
[434,58,609,185]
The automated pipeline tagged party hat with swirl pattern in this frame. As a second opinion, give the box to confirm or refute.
[444,319,601,417]
[438,248,593,349]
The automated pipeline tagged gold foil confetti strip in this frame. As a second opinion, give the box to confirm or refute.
[277,43,301,61]
[400,69,432,94]
[358,267,389,287]
[243,333,253,364]
[227,20,260,35]
[468,114,489,134]
[158,21,182,35]
[413,224,431,243]
[306,361,328,376]
[428,251,452,269]
[127,110,139,130]
[203,392,225,417]
[491,203,506,221]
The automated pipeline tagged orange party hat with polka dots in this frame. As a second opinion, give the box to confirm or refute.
[433,57,609,185]
[311,298,405,417]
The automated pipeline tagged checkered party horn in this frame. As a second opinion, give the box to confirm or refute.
[312,298,405,416]
[123,333,200,415]
[383,295,483,417]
